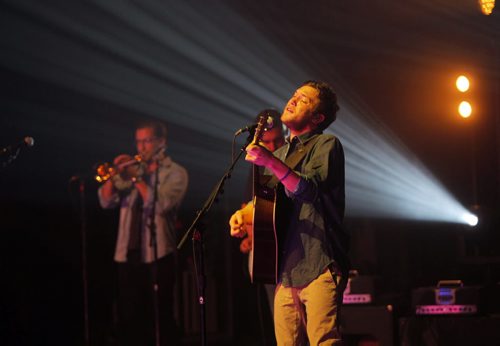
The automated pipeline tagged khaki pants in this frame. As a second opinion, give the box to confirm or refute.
[274,268,343,346]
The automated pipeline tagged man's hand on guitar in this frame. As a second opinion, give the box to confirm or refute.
[245,142,274,168]
[239,217,254,253]
[239,236,252,254]
[229,203,253,238]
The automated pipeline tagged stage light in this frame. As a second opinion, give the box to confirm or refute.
[478,0,495,15]
[458,101,472,118]
[333,103,475,225]
[456,76,470,92]
[456,75,472,119]
[462,212,479,227]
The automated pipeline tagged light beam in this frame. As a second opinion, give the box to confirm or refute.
[0,1,476,225]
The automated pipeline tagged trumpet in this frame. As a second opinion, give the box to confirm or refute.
[95,154,143,183]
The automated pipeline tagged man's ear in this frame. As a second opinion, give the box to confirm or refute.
[312,113,325,126]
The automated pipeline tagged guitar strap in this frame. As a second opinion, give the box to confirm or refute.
[266,134,322,188]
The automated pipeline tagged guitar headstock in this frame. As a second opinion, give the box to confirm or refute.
[253,114,274,144]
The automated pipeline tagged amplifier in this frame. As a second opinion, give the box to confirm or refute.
[343,271,376,305]
[412,280,480,315]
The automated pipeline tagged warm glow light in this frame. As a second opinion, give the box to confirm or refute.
[478,0,495,15]
[458,101,472,118]
[456,75,470,92]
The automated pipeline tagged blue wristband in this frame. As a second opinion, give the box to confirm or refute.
[279,168,292,181]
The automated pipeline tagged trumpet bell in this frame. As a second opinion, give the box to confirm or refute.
[94,154,143,183]
[95,163,115,183]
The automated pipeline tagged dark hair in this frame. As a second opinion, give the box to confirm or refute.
[300,80,340,130]
[255,109,283,132]
[136,120,168,140]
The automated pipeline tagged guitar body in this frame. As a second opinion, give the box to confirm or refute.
[250,179,277,284]
[248,113,280,284]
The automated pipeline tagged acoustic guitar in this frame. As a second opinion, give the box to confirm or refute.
[249,114,279,284]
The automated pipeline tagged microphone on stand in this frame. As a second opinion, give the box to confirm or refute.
[152,145,167,163]
[234,116,274,136]
[1,136,35,156]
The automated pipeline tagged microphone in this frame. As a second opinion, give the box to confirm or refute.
[152,145,166,160]
[1,136,35,156]
[234,116,274,136]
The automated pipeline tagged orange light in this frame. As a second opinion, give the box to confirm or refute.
[456,75,470,92]
[458,101,472,118]
[478,0,495,15]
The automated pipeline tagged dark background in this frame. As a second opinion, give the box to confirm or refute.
[1,1,499,345]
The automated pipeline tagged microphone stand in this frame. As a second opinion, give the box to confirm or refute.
[79,178,91,346]
[1,147,22,169]
[68,175,90,346]
[177,134,253,346]
[149,156,162,346]
[1,137,35,169]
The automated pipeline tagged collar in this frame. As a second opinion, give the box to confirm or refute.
[159,154,172,168]
[286,129,323,146]
[145,154,172,170]
[285,129,323,154]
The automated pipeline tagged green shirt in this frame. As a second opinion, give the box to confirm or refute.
[269,130,349,287]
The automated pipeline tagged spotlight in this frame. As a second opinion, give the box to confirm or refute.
[455,75,473,119]
[456,76,470,93]
[462,213,479,227]
[458,101,472,118]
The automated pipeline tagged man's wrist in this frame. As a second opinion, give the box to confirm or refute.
[279,168,293,181]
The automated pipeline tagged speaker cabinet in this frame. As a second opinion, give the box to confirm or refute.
[341,305,394,346]
[399,315,500,346]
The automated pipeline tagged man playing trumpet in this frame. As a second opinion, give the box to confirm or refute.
[98,121,188,346]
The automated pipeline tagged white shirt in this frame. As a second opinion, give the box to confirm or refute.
[98,156,188,263]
